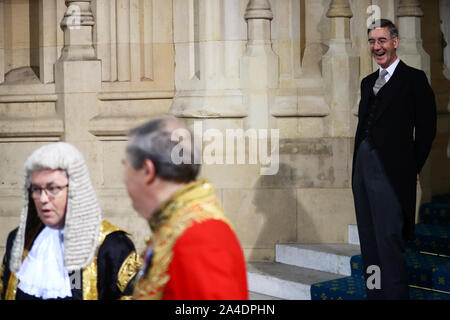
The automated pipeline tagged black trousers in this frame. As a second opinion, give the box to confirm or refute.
[352,139,409,300]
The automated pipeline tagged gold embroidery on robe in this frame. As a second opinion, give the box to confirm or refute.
[133,179,233,300]
[5,274,18,300]
[5,249,28,300]
[0,258,4,298]
[117,251,142,293]
[82,219,124,300]
[4,220,130,300]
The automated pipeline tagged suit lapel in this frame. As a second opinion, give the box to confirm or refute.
[373,60,407,121]
[359,71,378,120]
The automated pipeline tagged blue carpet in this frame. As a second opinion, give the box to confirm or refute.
[432,194,450,204]
[311,276,366,300]
[419,203,450,227]
[349,252,450,289]
[311,276,450,300]
[433,263,450,292]
[311,200,450,300]
[410,224,450,256]
[350,255,364,278]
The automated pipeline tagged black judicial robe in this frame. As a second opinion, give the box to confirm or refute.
[0,220,141,300]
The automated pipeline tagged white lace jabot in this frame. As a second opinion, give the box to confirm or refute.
[15,226,72,299]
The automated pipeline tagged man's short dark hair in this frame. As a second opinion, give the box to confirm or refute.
[127,116,200,183]
[367,19,399,39]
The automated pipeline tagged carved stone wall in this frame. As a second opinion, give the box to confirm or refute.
[0,0,447,262]
[0,0,174,258]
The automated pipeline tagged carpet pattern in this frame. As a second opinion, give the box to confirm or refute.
[311,197,450,300]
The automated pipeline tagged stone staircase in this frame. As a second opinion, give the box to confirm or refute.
[248,200,450,300]
[247,228,361,300]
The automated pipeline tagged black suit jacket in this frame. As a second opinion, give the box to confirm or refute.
[352,60,437,240]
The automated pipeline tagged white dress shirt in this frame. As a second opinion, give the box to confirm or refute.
[379,57,400,83]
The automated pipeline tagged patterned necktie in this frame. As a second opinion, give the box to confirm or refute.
[373,69,388,95]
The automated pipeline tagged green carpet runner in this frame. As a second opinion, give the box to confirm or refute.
[311,198,450,300]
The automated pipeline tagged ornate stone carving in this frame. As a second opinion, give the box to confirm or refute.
[326,0,353,18]
[60,0,95,28]
[59,0,96,60]
[244,0,273,21]
[397,0,424,17]
[323,0,359,136]
[241,0,278,129]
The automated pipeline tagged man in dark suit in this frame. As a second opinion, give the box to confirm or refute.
[352,19,436,300]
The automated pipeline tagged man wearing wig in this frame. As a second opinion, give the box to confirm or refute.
[0,142,141,300]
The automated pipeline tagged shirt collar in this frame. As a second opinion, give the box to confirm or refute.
[380,57,400,77]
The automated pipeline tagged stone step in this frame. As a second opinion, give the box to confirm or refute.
[249,291,283,300]
[247,261,341,300]
[348,224,359,245]
[275,243,361,276]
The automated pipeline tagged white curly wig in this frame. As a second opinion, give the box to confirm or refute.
[9,142,102,273]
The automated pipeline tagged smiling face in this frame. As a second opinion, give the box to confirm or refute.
[369,27,398,69]
[30,170,69,230]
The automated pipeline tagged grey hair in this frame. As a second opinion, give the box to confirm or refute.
[127,116,201,183]
[367,18,399,39]
[10,142,102,273]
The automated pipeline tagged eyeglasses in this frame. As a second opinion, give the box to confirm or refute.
[368,38,392,46]
[29,184,69,200]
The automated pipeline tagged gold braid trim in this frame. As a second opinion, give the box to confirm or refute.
[5,248,28,300]
[0,258,4,299]
[4,220,127,300]
[5,274,19,300]
[82,219,124,300]
[133,180,233,300]
[117,251,142,293]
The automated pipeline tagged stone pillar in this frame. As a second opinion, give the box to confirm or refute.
[170,0,246,118]
[372,0,396,23]
[55,0,102,183]
[240,0,278,130]
[322,0,359,137]
[59,0,96,61]
[301,0,327,80]
[269,0,330,138]
[116,0,130,81]
[441,0,450,79]
[352,0,374,79]
[39,0,59,84]
[396,0,430,79]
[93,0,117,82]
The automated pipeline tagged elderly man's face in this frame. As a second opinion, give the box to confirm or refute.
[30,170,68,229]
[369,27,398,69]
